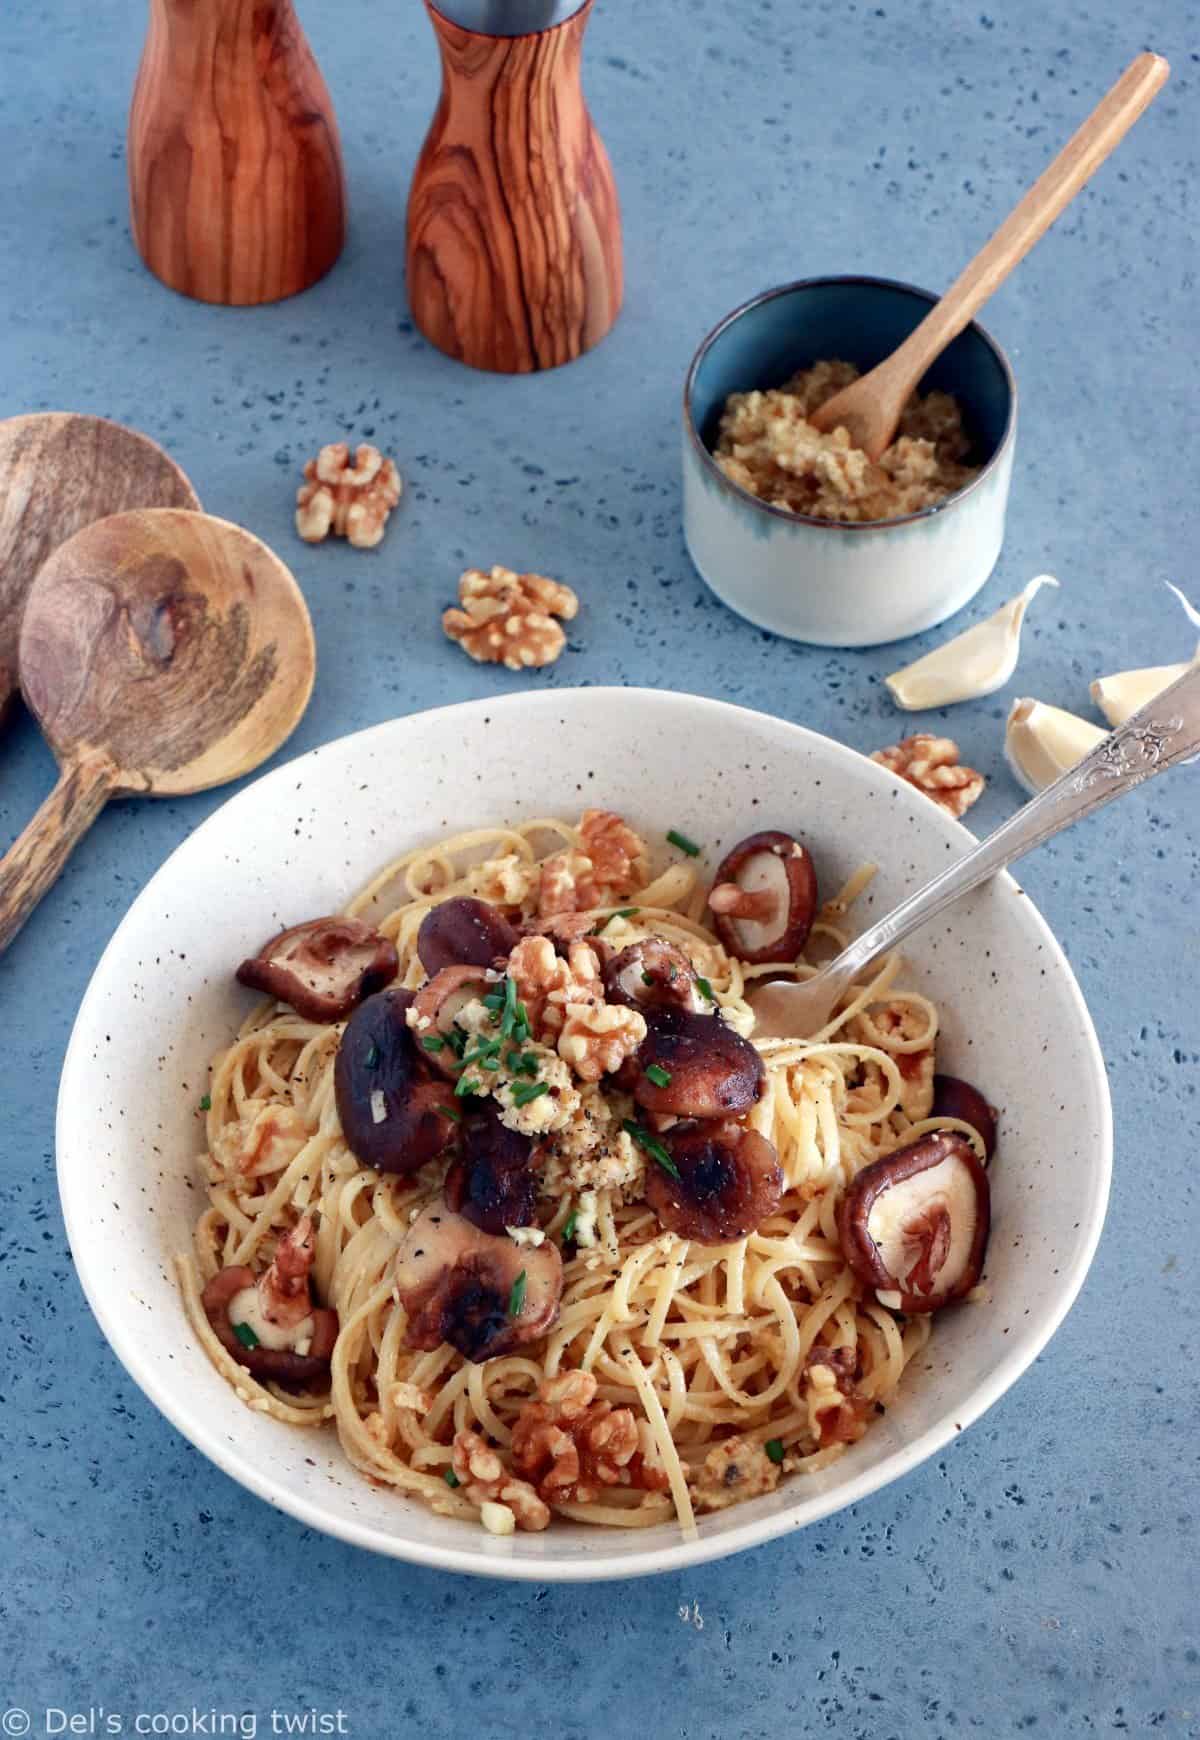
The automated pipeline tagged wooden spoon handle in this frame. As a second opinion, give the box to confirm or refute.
[877,52,1169,397]
[0,756,117,953]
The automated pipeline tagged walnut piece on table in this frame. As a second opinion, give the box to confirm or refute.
[871,734,985,819]
[511,1369,668,1505]
[442,566,578,672]
[295,442,402,549]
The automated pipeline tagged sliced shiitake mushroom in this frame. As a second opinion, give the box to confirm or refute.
[444,1099,537,1234]
[201,1265,339,1386]
[236,917,398,1021]
[708,829,818,965]
[645,1121,784,1244]
[334,989,459,1174]
[633,1006,765,1119]
[604,938,704,1013]
[417,897,519,977]
[932,1074,999,1160]
[837,1130,990,1313]
[410,965,497,1075]
[394,1204,563,1362]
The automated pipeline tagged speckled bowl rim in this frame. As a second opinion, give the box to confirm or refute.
[682,274,1019,531]
[57,689,1110,1582]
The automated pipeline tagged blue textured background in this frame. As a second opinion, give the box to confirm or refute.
[2,0,1197,1734]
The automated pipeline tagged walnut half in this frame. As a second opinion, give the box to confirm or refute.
[442,566,579,672]
[296,442,402,549]
[871,734,985,819]
[511,1369,668,1505]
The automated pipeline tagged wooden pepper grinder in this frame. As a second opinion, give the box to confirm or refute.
[128,0,346,306]
[407,0,623,372]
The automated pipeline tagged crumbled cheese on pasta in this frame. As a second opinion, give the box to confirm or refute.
[493,1047,581,1135]
[452,997,498,1036]
[506,1225,546,1249]
[370,1089,387,1123]
[469,853,537,907]
[480,1500,516,1536]
[538,1089,645,1199]
[573,1189,599,1249]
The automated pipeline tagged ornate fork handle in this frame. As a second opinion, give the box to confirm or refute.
[832,661,1200,983]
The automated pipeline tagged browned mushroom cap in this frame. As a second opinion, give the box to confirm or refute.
[200,1266,339,1386]
[836,1131,990,1313]
[236,917,399,1022]
[410,965,497,1076]
[394,1205,562,1362]
[708,830,818,965]
[417,897,520,977]
[604,938,704,1013]
[633,1006,765,1119]
[334,989,459,1174]
[444,1100,537,1234]
[645,1121,784,1243]
[932,1074,999,1160]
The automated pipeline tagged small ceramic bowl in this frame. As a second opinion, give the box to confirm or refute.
[682,276,1018,648]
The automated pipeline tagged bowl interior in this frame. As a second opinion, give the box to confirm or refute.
[57,689,1109,1580]
[687,277,1013,469]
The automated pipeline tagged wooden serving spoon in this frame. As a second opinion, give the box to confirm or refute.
[0,413,200,723]
[810,52,1169,459]
[0,509,315,954]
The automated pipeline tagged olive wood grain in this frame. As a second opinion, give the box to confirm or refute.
[0,413,199,724]
[128,0,346,306]
[0,509,315,954]
[810,52,1169,458]
[406,0,622,373]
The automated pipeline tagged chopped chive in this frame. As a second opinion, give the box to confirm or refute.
[443,1468,461,1489]
[460,1039,501,1068]
[645,1064,672,1089]
[480,1057,500,1072]
[443,1104,461,1124]
[511,1081,550,1108]
[364,1043,380,1068]
[497,975,520,1039]
[455,1075,482,1098]
[765,1438,785,1465]
[512,1020,530,1045]
[198,1093,211,1112]
[420,1035,445,1054]
[696,976,715,1002]
[233,1321,260,1350]
[562,1211,578,1244]
[667,828,702,857]
[623,1118,680,1180]
[642,971,656,986]
[508,1270,527,1317]
[482,992,504,1012]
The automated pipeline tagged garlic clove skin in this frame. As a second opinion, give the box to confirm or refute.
[1090,656,1198,728]
[1005,698,1107,796]
[885,574,1059,712]
[1090,582,1200,727]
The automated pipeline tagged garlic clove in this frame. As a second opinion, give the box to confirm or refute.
[885,574,1059,711]
[1005,698,1107,796]
[1090,583,1200,727]
[1090,657,1196,728]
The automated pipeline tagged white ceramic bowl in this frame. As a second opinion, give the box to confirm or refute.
[58,689,1109,1580]
[682,277,1018,647]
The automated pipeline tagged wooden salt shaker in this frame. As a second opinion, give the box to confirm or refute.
[128,0,346,305]
[407,0,623,372]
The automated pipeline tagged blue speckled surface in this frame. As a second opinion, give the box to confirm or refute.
[1,0,1197,1732]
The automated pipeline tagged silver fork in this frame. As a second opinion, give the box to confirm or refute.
[750,662,1200,1041]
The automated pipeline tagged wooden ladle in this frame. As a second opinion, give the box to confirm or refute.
[0,413,200,723]
[810,52,1169,458]
[0,509,315,954]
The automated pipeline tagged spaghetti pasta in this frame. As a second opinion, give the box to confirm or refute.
[181,812,986,1537]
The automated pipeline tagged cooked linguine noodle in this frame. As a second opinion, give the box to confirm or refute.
[180,814,989,1537]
